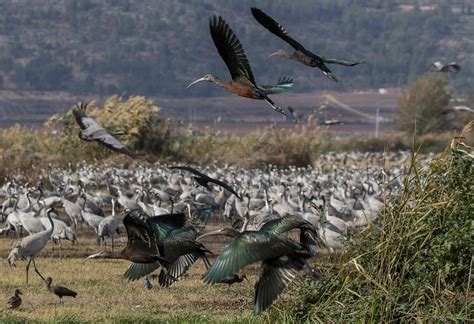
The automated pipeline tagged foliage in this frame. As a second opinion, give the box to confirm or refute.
[267,134,473,322]
[397,76,452,135]
[0,1,472,95]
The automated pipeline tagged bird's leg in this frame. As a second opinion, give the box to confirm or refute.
[59,239,62,259]
[112,234,115,252]
[26,258,32,285]
[32,258,45,281]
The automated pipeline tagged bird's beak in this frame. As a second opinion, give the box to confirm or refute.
[196,229,223,241]
[266,52,280,60]
[186,77,207,89]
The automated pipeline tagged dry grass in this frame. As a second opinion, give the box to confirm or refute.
[0,234,260,322]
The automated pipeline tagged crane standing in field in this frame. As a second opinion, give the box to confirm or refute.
[187,15,287,116]
[251,7,364,82]
[7,208,55,284]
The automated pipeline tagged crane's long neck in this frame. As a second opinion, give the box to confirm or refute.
[46,211,54,236]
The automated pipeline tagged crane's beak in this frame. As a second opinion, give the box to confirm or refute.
[186,77,207,89]
[266,51,280,60]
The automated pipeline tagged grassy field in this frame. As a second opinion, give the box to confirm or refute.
[0,229,281,323]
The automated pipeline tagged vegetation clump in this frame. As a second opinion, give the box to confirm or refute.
[267,130,473,322]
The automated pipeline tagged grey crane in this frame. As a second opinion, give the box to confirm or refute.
[7,208,55,284]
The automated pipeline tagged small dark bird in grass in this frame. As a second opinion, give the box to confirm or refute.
[218,273,248,290]
[8,289,22,309]
[45,277,77,304]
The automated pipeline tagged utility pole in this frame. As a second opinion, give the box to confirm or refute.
[375,108,380,138]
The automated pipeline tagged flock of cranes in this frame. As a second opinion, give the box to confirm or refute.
[1,151,415,314]
[0,4,464,318]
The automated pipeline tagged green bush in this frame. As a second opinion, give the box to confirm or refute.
[267,137,473,322]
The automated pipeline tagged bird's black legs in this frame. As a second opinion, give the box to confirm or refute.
[112,234,115,252]
[32,258,45,281]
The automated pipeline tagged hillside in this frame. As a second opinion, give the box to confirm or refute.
[0,0,472,125]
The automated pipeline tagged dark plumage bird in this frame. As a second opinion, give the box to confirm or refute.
[428,61,461,73]
[72,102,136,158]
[251,7,364,82]
[187,15,286,115]
[202,215,321,315]
[171,166,242,200]
[45,277,77,304]
[87,209,211,288]
[8,289,22,309]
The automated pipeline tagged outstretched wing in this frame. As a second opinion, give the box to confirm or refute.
[210,15,256,85]
[123,211,160,258]
[90,129,136,158]
[207,177,242,200]
[251,7,306,51]
[146,213,187,241]
[203,232,305,284]
[158,253,200,287]
[72,102,102,131]
[254,255,305,315]
[447,62,461,72]
[320,56,365,66]
[124,262,160,281]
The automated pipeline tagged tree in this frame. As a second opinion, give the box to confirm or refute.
[397,76,452,135]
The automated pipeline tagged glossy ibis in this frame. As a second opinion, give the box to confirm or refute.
[45,277,77,304]
[187,15,287,116]
[8,289,22,309]
[171,166,242,200]
[201,215,321,314]
[87,209,211,288]
[251,7,364,82]
[73,102,136,158]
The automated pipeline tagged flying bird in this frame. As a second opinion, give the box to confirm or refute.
[171,166,242,200]
[428,61,461,73]
[45,277,77,304]
[72,102,136,158]
[187,15,286,115]
[251,7,364,82]
[8,289,22,309]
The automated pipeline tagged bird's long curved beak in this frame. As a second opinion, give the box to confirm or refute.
[186,77,207,89]
[196,229,223,241]
[266,52,280,60]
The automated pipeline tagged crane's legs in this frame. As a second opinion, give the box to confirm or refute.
[26,258,31,284]
[111,234,115,252]
[32,258,45,281]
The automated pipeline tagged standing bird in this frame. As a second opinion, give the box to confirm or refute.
[7,208,55,284]
[428,61,461,73]
[251,7,364,82]
[171,166,242,200]
[45,277,77,304]
[7,289,22,309]
[72,102,136,158]
[187,15,286,115]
